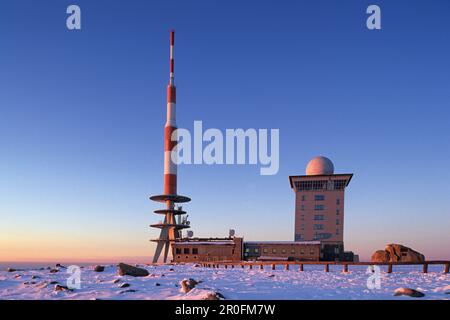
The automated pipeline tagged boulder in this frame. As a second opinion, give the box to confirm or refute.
[180,278,199,293]
[371,244,425,263]
[94,265,105,272]
[54,284,72,292]
[119,283,130,288]
[394,287,425,298]
[117,263,149,277]
[7,268,17,272]
[371,250,390,263]
[385,244,425,262]
[202,291,225,300]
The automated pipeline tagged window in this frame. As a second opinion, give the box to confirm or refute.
[313,233,332,240]
[336,219,340,225]
[313,224,324,230]
[295,234,303,241]
[336,198,340,205]
[334,180,347,190]
[192,248,198,254]
[314,215,324,221]
[183,248,190,254]
[314,204,325,211]
[301,195,306,201]
[291,249,295,254]
[301,224,305,230]
[245,248,249,253]
[263,248,268,253]
[315,195,325,201]
[300,249,305,254]
[272,249,277,253]
[301,215,305,221]
[336,229,339,235]
[175,248,181,254]
[301,205,305,211]
[336,209,340,215]
[281,249,286,254]
[254,248,259,253]
[310,250,315,255]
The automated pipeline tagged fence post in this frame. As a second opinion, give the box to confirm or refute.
[224,265,227,269]
[285,264,289,270]
[324,264,329,272]
[272,264,275,270]
[422,263,428,273]
[343,264,348,273]
[445,263,449,274]
[299,264,303,272]
[241,264,244,269]
[231,264,234,269]
[249,264,253,270]
[260,264,263,270]
[387,264,393,273]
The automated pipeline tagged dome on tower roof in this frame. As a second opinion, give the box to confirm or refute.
[306,156,334,176]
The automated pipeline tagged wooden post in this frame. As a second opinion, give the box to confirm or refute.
[299,264,303,272]
[343,264,348,273]
[249,264,253,270]
[445,263,449,274]
[224,265,227,269]
[231,264,234,269]
[423,263,428,273]
[285,264,289,270]
[241,264,244,269]
[271,264,275,270]
[260,264,263,270]
[387,264,393,273]
[324,264,329,272]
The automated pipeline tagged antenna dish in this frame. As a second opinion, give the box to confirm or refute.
[187,231,194,238]
[229,229,235,237]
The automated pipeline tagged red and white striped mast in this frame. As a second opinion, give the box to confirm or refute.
[150,30,191,264]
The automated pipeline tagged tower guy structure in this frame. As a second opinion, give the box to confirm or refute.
[150,30,191,263]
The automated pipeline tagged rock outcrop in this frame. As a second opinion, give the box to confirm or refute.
[394,287,425,298]
[117,263,149,277]
[371,244,425,263]
[94,265,105,272]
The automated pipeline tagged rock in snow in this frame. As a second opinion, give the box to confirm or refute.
[371,244,425,263]
[117,263,149,277]
[94,265,105,272]
[393,287,425,298]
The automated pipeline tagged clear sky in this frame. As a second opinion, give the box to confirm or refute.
[1,0,449,262]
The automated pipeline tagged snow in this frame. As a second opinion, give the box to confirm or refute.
[0,263,448,300]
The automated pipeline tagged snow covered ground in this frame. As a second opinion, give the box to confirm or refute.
[0,263,448,300]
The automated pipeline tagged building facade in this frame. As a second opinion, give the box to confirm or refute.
[289,156,353,261]
[243,241,320,261]
[172,237,243,263]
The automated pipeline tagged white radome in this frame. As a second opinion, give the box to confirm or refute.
[306,156,334,175]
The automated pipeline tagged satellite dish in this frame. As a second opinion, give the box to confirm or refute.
[187,230,194,238]
[229,229,235,237]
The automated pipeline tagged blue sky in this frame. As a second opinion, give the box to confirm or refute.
[1,0,449,261]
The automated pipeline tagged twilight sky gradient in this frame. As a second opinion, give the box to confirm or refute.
[1,0,449,262]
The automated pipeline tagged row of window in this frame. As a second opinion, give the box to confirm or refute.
[295,180,347,191]
[301,208,341,215]
[175,248,199,255]
[300,195,341,204]
[245,247,316,255]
